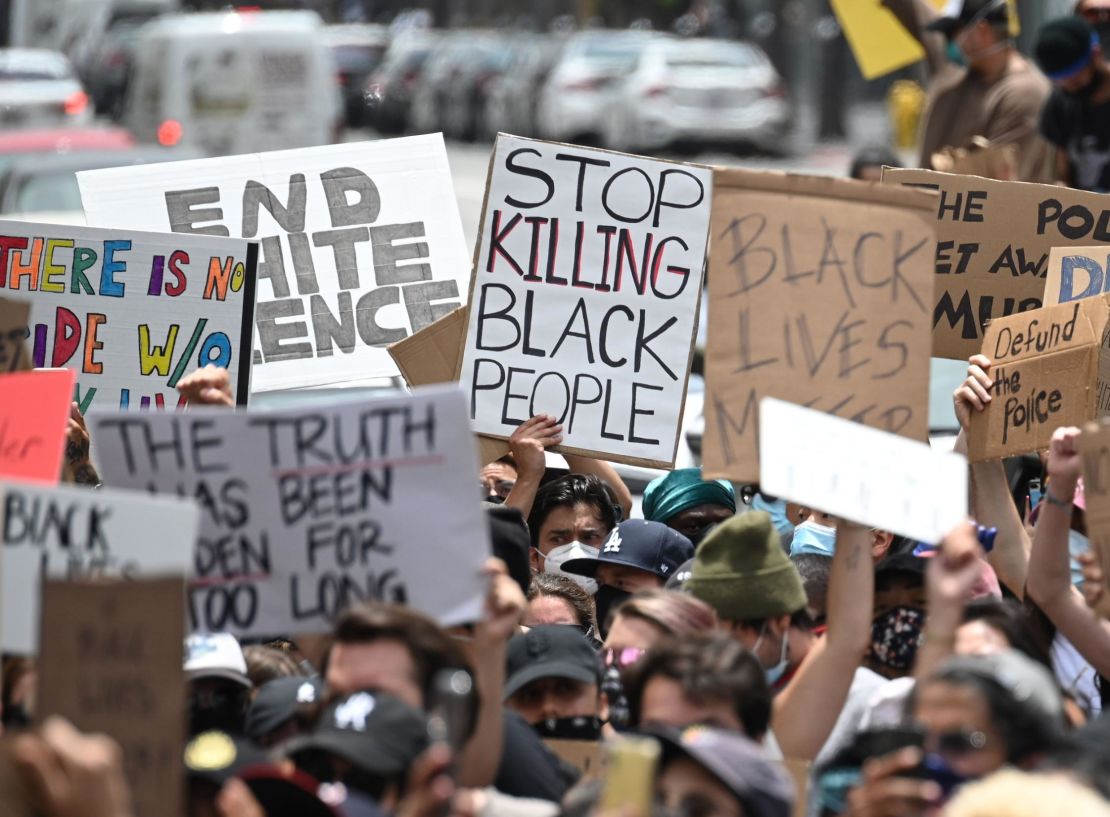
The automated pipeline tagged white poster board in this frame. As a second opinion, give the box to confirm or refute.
[759,398,968,543]
[0,219,256,410]
[457,135,712,468]
[90,386,490,636]
[1,482,197,653]
[77,135,471,392]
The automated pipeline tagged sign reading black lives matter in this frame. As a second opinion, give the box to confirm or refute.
[458,135,712,468]
[77,135,470,391]
[90,386,490,637]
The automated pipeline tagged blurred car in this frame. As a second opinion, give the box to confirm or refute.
[0,126,134,175]
[409,33,490,136]
[363,32,437,134]
[84,22,145,120]
[441,34,516,142]
[482,34,566,139]
[0,49,92,129]
[601,38,791,154]
[324,23,389,128]
[0,147,200,224]
[536,30,661,146]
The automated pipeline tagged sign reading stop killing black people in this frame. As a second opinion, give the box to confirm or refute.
[77,135,471,392]
[457,135,712,468]
[89,386,490,637]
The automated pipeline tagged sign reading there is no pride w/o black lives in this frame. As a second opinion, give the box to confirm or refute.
[90,386,490,637]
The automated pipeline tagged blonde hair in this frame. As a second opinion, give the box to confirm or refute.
[944,770,1110,817]
[615,588,718,637]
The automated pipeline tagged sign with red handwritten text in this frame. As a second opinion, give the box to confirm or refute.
[0,368,74,483]
[0,220,257,411]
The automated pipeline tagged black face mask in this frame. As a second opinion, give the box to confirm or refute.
[1067,72,1102,101]
[686,521,722,548]
[594,585,632,639]
[531,715,603,741]
[601,664,631,731]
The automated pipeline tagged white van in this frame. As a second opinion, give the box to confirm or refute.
[124,10,343,156]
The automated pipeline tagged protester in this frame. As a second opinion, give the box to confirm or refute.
[791,554,833,624]
[525,573,598,633]
[526,474,621,588]
[242,645,307,688]
[603,589,718,657]
[641,468,736,546]
[184,633,254,737]
[245,676,323,748]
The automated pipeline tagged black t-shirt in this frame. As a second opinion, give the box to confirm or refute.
[1041,88,1110,192]
[493,711,580,802]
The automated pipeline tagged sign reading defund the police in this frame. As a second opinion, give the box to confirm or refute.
[77,135,470,391]
[457,136,712,468]
[90,386,490,638]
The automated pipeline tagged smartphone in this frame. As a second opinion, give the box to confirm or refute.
[600,736,660,817]
[426,668,475,755]
[1028,479,1043,512]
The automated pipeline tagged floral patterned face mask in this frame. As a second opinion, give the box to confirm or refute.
[869,606,925,671]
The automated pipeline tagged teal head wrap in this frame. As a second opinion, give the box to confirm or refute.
[642,468,736,523]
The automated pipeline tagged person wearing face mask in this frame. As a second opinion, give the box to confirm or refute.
[184,633,254,737]
[560,520,695,639]
[642,468,736,547]
[1035,17,1110,191]
[790,510,899,563]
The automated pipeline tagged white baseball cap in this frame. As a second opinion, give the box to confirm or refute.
[185,632,251,687]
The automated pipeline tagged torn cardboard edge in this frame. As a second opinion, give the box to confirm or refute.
[719,165,938,213]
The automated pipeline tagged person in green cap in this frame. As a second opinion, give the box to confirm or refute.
[642,467,737,546]
[686,510,877,763]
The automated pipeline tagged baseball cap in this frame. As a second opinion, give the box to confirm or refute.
[1035,17,1098,80]
[926,0,1010,36]
[285,691,430,778]
[664,558,696,590]
[932,650,1065,728]
[560,520,694,581]
[646,726,794,817]
[504,625,603,700]
[185,633,251,688]
[246,676,325,740]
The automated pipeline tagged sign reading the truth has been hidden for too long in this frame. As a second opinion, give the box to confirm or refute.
[0,220,256,410]
[77,135,471,392]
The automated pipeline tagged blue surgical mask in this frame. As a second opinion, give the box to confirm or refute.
[753,622,790,686]
[1068,529,1089,588]
[751,493,794,539]
[790,520,837,557]
[946,39,967,67]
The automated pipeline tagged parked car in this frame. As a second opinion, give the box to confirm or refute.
[440,34,516,141]
[482,34,566,139]
[408,33,490,136]
[84,21,145,119]
[536,30,661,146]
[0,126,134,173]
[363,31,437,134]
[324,23,389,128]
[0,49,92,129]
[601,38,791,154]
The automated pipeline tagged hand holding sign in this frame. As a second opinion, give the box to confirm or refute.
[952,354,994,431]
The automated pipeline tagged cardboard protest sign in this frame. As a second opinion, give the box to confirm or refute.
[457,135,711,468]
[0,219,256,410]
[882,168,1110,360]
[78,135,471,392]
[1,481,197,653]
[37,577,185,817]
[1043,245,1110,306]
[0,295,31,373]
[1079,421,1110,620]
[967,298,1110,461]
[0,369,75,484]
[702,170,936,482]
[90,386,490,637]
[388,306,510,466]
[759,398,967,543]
[831,0,925,80]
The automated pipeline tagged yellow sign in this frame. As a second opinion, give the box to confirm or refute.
[832,0,926,80]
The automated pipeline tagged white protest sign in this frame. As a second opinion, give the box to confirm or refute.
[1,482,197,653]
[458,135,711,468]
[90,386,490,637]
[758,398,968,543]
[77,135,470,392]
[0,220,256,410]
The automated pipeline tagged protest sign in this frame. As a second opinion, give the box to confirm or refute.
[0,219,256,410]
[0,295,31,373]
[388,306,510,465]
[831,0,925,80]
[1079,421,1110,620]
[702,170,935,483]
[759,398,968,543]
[967,297,1110,461]
[0,481,197,653]
[882,168,1110,360]
[0,368,74,484]
[78,135,471,392]
[457,135,711,468]
[90,386,490,637]
[1043,245,1110,306]
[37,577,185,817]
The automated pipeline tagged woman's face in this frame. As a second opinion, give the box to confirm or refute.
[604,612,664,654]
[914,680,1008,779]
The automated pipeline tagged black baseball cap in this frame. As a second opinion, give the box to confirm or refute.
[561,520,694,582]
[926,0,1010,36]
[285,691,430,778]
[504,625,603,700]
[246,676,324,740]
[1035,17,1098,80]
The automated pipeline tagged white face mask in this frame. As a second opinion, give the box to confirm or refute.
[543,542,599,595]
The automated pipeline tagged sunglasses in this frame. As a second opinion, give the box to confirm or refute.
[925,728,990,757]
[604,647,645,669]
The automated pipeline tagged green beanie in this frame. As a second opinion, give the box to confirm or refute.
[686,511,806,622]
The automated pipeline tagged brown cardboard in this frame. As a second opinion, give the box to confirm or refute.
[1080,420,1110,621]
[0,295,31,373]
[967,297,1110,461]
[930,137,1017,182]
[882,168,1110,360]
[387,306,510,466]
[545,739,606,780]
[703,169,936,482]
[37,577,186,817]
[1044,245,1110,307]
